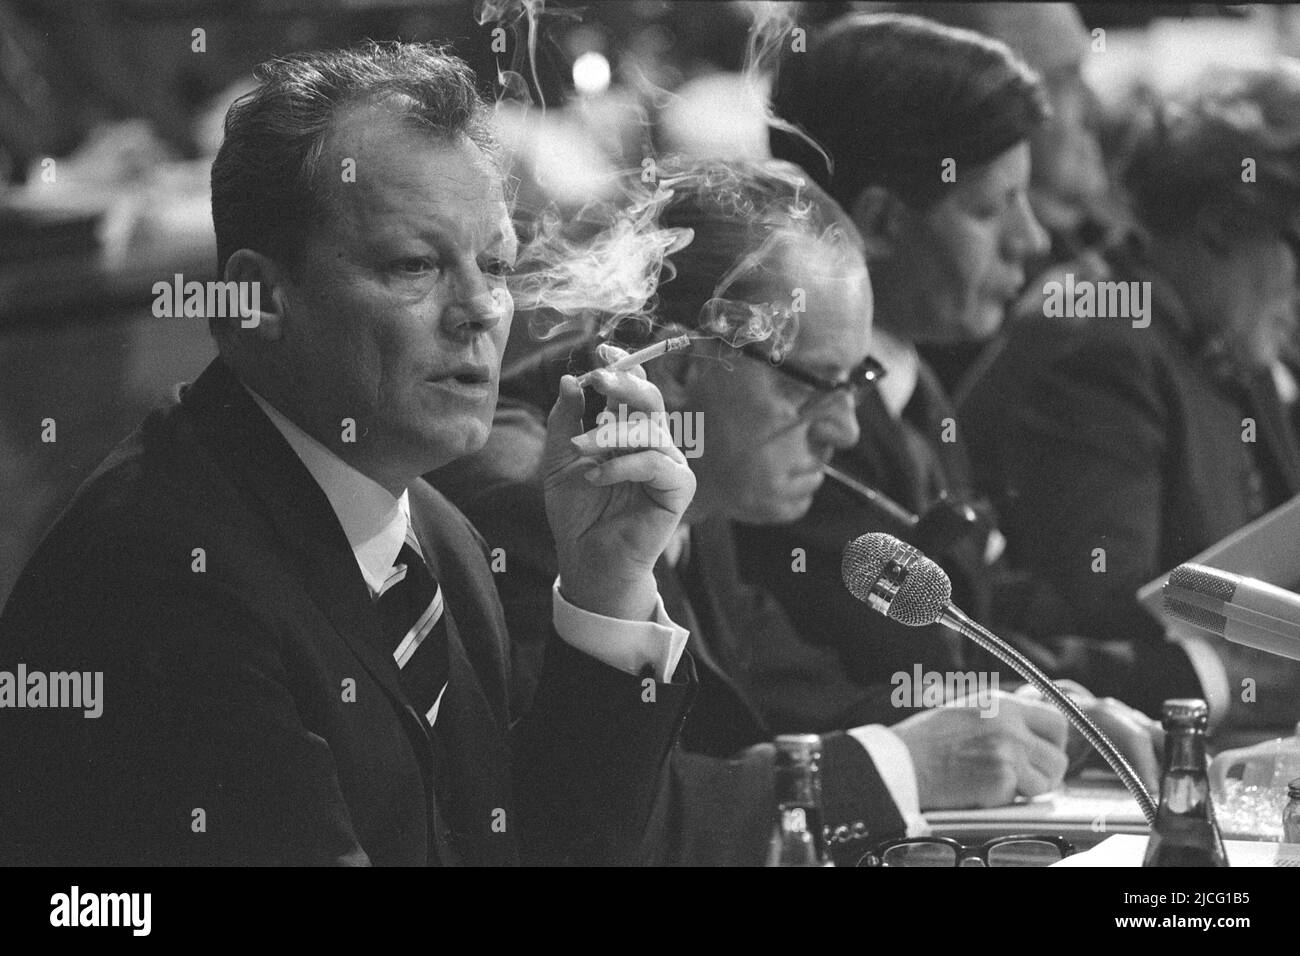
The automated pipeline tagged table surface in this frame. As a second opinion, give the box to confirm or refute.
[926,770,1289,852]
[1054,834,1300,866]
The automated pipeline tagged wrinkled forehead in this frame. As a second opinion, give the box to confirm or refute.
[317,105,514,251]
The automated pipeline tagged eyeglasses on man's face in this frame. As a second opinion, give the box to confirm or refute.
[736,342,885,417]
[856,834,1075,868]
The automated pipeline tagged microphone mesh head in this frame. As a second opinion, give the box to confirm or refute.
[1166,564,1237,601]
[889,559,953,627]
[841,533,898,603]
[1162,597,1228,636]
[842,532,953,627]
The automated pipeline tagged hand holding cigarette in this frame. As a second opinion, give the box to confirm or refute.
[575,334,691,387]
[540,341,696,624]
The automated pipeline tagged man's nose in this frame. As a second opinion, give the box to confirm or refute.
[445,266,507,335]
[1005,197,1051,263]
[810,390,861,450]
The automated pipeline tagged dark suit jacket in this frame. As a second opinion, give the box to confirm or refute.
[433,398,909,866]
[0,358,691,866]
[959,250,1300,722]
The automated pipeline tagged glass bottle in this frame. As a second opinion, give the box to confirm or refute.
[1284,779,1300,844]
[1143,699,1229,867]
[767,734,834,867]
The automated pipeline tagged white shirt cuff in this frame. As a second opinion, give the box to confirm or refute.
[1171,633,1231,732]
[551,577,690,682]
[847,724,929,837]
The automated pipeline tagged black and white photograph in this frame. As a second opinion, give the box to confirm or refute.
[0,0,1295,930]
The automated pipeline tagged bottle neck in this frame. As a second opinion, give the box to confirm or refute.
[1165,727,1208,774]
[1158,727,1216,819]
[774,761,823,810]
[772,748,829,865]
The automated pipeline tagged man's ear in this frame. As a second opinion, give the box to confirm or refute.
[849,186,909,260]
[223,249,291,341]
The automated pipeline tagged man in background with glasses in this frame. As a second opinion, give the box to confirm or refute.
[431,161,1075,865]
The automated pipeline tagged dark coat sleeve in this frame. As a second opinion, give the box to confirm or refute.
[435,432,908,866]
[443,474,697,865]
[414,480,695,867]
[513,637,693,866]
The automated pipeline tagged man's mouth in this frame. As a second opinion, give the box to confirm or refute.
[432,364,493,386]
[792,464,828,482]
[428,363,495,397]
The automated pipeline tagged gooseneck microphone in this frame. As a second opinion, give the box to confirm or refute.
[1163,563,1300,662]
[842,532,1158,827]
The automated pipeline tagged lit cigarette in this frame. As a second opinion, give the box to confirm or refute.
[577,334,691,385]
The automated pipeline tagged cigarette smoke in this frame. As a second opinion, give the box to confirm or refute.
[474,0,580,108]
[507,181,695,343]
[738,1,832,178]
[507,157,859,361]
[479,0,853,363]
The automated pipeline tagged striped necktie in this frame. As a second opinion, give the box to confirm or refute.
[376,527,450,729]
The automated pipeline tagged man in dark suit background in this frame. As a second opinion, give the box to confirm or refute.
[0,42,698,866]
[733,13,1054,703]
[961,63,1300,727]
[433,161,1075,865]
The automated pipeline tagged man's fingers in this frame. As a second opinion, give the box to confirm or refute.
[583,366,665,416]
[570,416,687,467]
[546,374,587,444]
[1009,694,1070,749]
[583,448,694,495]
[1016,732,1070,797]
[594,342,640,374]
[1084,701,1163,793]
[591,343,651,382]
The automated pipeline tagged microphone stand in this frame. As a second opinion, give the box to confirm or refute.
[938,603,1158,827]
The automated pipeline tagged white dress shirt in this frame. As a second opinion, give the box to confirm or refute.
[244,387,690,683]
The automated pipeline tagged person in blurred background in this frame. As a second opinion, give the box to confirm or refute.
[961,61,1300,727]
[873,2,1127,397]
[740,12,1050,710]
[433,158,1154,865]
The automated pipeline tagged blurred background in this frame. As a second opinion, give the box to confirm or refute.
[5,0,1300,607]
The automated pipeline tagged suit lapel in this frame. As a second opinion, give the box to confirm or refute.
[180,360,449,864]
[911,361,972,493]
[850,390,924,512]
[406,487,515,865]
[180,360,419,716]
